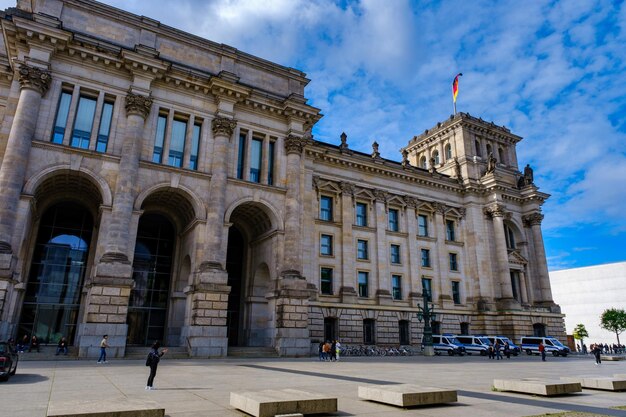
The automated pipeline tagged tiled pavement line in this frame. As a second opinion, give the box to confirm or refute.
[241,364,626,417]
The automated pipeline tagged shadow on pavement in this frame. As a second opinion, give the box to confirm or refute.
[4,373,49,384]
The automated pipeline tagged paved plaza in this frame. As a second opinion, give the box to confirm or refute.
[3,354,626,417]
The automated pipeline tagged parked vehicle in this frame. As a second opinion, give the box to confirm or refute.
[455,335,490,356]
[0,341,18,381]
[520,336,570,357]
[485,336,521,356]
[426,335,466,356]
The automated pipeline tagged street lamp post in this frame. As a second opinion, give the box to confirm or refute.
[417,282,436,357]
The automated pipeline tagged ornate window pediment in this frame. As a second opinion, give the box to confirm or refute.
[508,250,527,266]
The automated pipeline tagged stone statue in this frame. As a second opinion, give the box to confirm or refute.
[401,149,410,168]
[524,163,534,185]
[371,141,380,158]
[428,156,436,173]
[486,152,497,173]
[454,157,462,181]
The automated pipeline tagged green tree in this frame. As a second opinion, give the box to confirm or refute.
[572,323,589,350]
[600,308,626,345]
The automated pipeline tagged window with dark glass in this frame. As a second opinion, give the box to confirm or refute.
[422,277,432,302]
[71,96,97,149]
[431,321,441,334]
[460,322,470,334]
[95,101,114,153]
[418,214,428,236]
[421,248,431,267]
[446,219,456,241]
[504,224,516,249]
[432,150,440,165]
[267,141,275,185]
[452,281,461,304]
[356,202,367,226]
[168,119,187,168]
[320,196,333,221]
[321,267,333,295]
[475,140,481,157]
[52,91,72,144]
[510,270,521,301]
[445,143,452,160]
[358,271,368,297]
[399,320,410,345]
[152,115,167,163]
[388,208,399,231]
[390,244,400,264]
[357,240,368,260]
[249,137,262,182]
[324,317,337,341]
[363,319,375,344]
[449,253,458,271]
[320,234,333,256]
[189,122,201,170]
[392,275,402,300]
[237,133,246,179]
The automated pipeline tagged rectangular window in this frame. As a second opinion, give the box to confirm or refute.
[449,253,458,271]
[267,141,275,185]
[446,219,456,241]
[388,208,399,232]
[358,271,369,297]
[249,138,262,182]
[422,277,432,302]
[452,281,461,304]
[390,244,400,264]
[71,96,97,149]
[392,275,402,300]
[418,214,429,237]
[237,133,246,179]
[152,115,167,163]
[321,267,333,295]
[363,318,375,344]
[95,101,114,153]
[421,248,431,268]
[52,91,72,144]
[168,119,187,167]
[399,320,410,345]
[320,196,333,221]
[189,122,201,170]
[356,202,367,226]
[320,234,333,256]
[357,240,368,260]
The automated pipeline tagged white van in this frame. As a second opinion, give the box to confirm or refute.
[425,335,465,356]
[520,336,570,357]
[455,335,490,356]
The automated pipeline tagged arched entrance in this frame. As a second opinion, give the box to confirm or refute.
[18,202,94,344]
[126,213,175,346]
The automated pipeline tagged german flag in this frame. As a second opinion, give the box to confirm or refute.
[452,73,463,103]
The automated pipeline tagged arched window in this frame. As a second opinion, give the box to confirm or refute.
[498,147,506,165]
[432,150,440,166]
[419,156,427,169]
[445,144,452,160]
[475,140,481,157]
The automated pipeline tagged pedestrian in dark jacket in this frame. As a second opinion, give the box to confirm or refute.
[591,343,602,365]
[146,341,168,390]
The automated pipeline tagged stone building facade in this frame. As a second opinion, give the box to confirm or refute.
[0,0,565,358]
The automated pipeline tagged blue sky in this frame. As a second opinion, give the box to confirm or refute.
[3,0,625,271]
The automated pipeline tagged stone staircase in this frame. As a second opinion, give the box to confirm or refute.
[227,346,279,358]
[17,346,79,361]
[124,346,190,360]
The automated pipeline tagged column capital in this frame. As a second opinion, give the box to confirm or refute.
[403,195,419,209]
[284,134,308,155]
[18,64,51,96]
[211,117,237,137]
[125,92,153,120]
[339,181,355,196]
[433,202,447,216]
[373,189,388,203]
[522,212,544,226]
[483,203,506,218]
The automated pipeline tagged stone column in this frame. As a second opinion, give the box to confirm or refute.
[483,203,517,308]
[0,65,50,272]
[374,190,392,305]
[518,270,529,305]
[339,181,357,303]
[523,212,554,305]
[80,92,153,359]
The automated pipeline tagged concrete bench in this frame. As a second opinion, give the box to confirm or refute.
[561,376,626,391]
[230,389,337,417]
[601,355,625,361]
[358,384,457,407]
[47,399,164,417]
[493,378,581,396]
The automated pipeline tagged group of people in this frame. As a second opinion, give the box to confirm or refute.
[318,340,341,361]
[11,334,70,355]
[577,343,624,355]
[487,341,513,359]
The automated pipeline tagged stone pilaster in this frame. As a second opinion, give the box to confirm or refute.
[432,202,448,305]
[182,282,230,357]
[404,196,421,307]
[339,181,357,303]
[0,65,51,274]
[523,212,555,307]
[374,189,392,305]
[484,203,518,309]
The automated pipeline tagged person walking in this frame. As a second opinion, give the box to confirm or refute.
[146,341,168,390]
[335,340,341,361]
[487,343,494,359]
[330,340,337,361]
[318,341,324,361]
[503,341,511,359]
[538,342,546,361]
[494,341,502,360]
[591,343,602,365]
[97,335,109,363]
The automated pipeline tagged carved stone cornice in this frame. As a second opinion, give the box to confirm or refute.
[522,212,544,227]
[18,64,50,96]
[483,203,506,218]
[373,189,388,203]
[403,195,419,209]
[433,202,447,216]
[124,92,153,120]
[458,207,467,219]
[284,134,308,155]
[339,181,355,196]
[211,117,237,137]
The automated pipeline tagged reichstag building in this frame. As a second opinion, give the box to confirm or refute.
[0,0,565,357]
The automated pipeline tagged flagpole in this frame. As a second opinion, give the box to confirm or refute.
[453,101,457,115]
